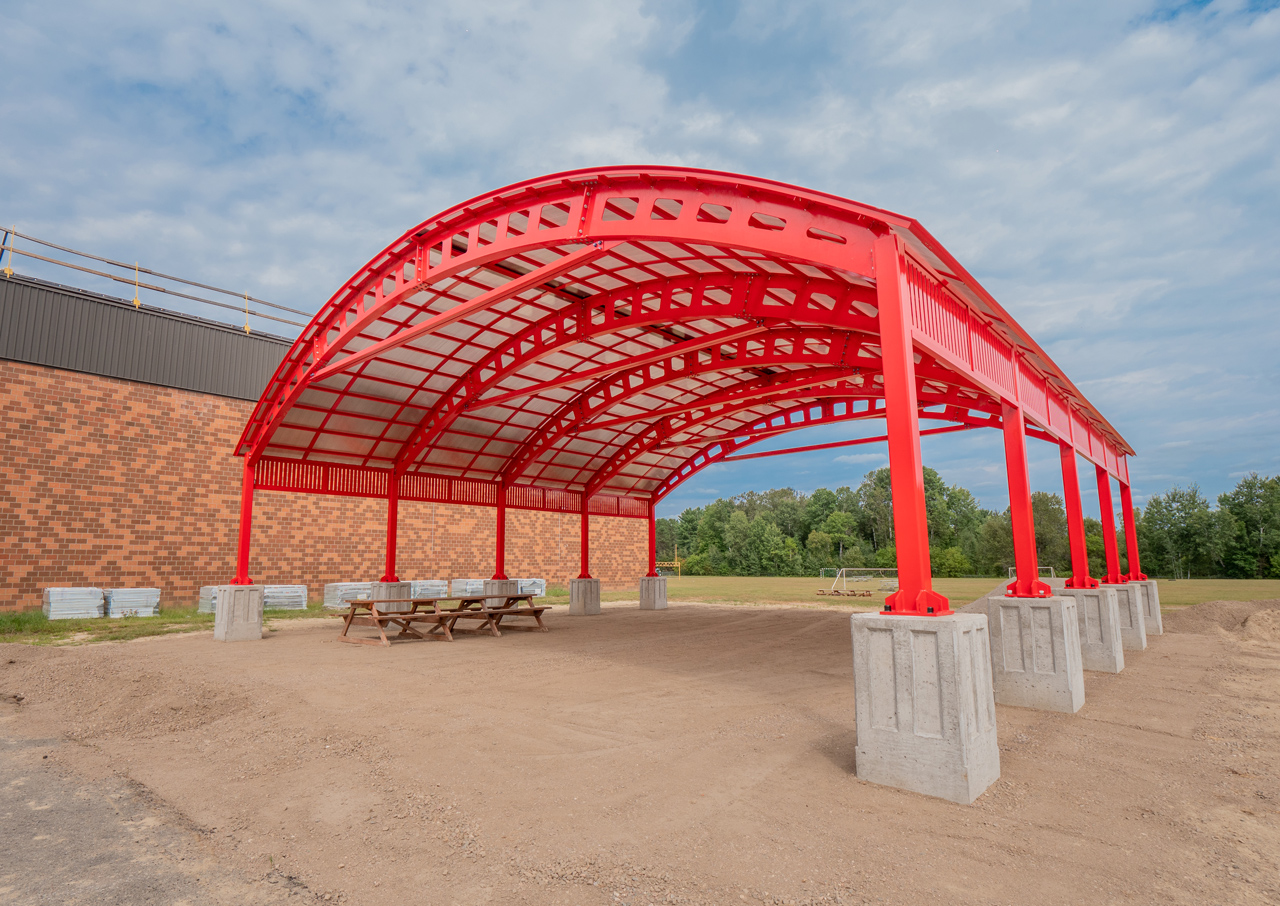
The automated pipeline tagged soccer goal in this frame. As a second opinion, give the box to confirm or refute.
[1006,566,1056,579]
[817,567,899,596]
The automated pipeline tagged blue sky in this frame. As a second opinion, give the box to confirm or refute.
[2,0,1277,518]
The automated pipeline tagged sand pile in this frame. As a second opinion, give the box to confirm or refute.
[1242,607,1280,642]
[1163,597,1280,635]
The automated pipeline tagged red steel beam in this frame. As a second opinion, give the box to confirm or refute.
[1096,466,1123,584]
[310,241,617,385]
[390,272,876,475]
[1060,443,1097,589]
[875,233,950,616]
[720,423,977,462]
[1002,401,1051,598]
[500,328,858,486]
[474,322,773,411]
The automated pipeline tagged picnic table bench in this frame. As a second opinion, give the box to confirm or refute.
[338,593,549,647]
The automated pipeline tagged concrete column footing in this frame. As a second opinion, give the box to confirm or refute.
[370,581,412,613]
[570,578,602,615]
[483,578,519,605]
[1109,583,1148,651]
[1135,579,1162,635]
[1060,587,1125,674]
[987,596,1085,713]
[214,585,263,642]
[639,576,668,610]
[851,612,1000,805]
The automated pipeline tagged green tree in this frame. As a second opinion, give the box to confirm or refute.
[805,530,834,568]
[932,546,973,578]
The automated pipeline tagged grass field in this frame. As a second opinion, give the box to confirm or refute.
[4,577,1276,646]
[0,603,326,646]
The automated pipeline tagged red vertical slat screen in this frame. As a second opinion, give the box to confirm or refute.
[905,258,970,368]
[1017,368,1048,425]
[970,323,1016,399]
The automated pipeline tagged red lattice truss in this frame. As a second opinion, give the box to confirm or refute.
[236,167,1133,518]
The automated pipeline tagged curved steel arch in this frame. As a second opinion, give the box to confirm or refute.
[231,165,1142,613]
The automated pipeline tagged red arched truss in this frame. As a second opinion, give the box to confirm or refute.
[232,166,1143,611]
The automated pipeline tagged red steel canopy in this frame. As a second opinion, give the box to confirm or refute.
[232,166,1142,610]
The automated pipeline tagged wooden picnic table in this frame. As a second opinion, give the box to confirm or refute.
[337,593,550,647]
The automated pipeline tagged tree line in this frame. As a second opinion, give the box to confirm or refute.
[655,469,1280,580]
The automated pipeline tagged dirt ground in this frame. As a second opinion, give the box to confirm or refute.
[2,596,1278,906]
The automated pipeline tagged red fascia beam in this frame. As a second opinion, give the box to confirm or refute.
[309,242,617,385]
[574,371,870,434]
[655,401,884,451]
[473,321,773,411]
[720,423,977,462]
[581,382,871,498]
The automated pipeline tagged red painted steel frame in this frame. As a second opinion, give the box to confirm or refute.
[1096,466,1125,585]
[647,502,658,578]
[227,166,1140,607]
[579,500,591,579]
[1060,443,1098,589]
[875,234,950,615]
[381,481,400,582]
[1002,402,1052,597]
[494,484,508,581]
[233,459,255,585]
[1119,482,1147,581]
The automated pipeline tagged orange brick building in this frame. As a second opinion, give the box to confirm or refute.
[0,276,644,611]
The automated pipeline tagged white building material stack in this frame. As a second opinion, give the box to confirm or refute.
[324,582,372,610]
[105,588,161,617]
[517,578,547,597]
[198,586,218,614]
[410,580,448,599]
[263,585,308,610]
[451,578,486,597]
[42,587,104,620]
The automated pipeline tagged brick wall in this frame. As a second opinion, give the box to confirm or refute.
[0,360,646,611]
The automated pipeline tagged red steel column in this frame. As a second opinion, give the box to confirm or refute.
[493,484,508,580]
[381,479,400,582]
[1096,466,1123,584]
[1060,443,1097,589]
[1002,403,1051,597]
[873,233,949,616]
[232,459,255,585]
[647,501,658,577]
[1119,482,1146,580]
[579,496,592,579]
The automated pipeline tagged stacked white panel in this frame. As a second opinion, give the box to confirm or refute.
[263,585,308,610]
[42,588,104,620]
[105,588,161,617]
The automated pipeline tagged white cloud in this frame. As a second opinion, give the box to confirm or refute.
[2,0,1276,505]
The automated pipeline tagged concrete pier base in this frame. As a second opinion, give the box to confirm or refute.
[213,585,263,642]
[484,578,519,607]
[1136,579,1162,635]
[1060,587,1125,674]
[850,612,1000,805]
[639,576,668,610]
[569,578,601,615]
[370,581,412,613]
[987,596,1085,713]
[1110,583,1148,651]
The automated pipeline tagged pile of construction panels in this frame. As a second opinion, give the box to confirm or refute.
[410,580,449,599]
[264,585,308,610]
[42,587,105,619]
[451,578,486,597]
[324,582,371,610]
[105,588,161,617]
[517,578,547,597]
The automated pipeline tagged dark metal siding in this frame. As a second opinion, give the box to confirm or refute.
[0,274,291,401]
